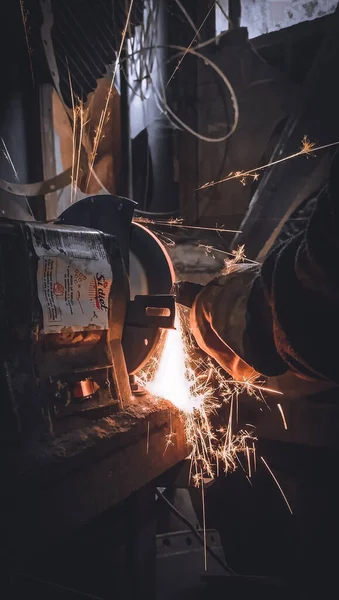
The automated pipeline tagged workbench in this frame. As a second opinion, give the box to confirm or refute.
[1,395,188,598]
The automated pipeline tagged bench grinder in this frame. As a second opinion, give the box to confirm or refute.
[0,195,175,444]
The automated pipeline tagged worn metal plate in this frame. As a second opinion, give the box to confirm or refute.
[157,529,227,600]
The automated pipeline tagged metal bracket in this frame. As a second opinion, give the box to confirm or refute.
[125,295,175,329]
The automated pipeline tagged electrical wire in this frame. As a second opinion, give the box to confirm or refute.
[43,2,239,202]
[52,1,239,204]
[126,9,237,140]
[103,1,239,144]
[125,44,239,143]
[155,488,237,575]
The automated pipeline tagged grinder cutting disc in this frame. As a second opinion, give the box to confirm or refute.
[123,222,175,374]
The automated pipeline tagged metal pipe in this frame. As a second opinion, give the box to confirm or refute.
[118,41,133,200]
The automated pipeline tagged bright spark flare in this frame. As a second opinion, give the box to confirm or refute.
[146,313,205,413]
[138,304,265,485]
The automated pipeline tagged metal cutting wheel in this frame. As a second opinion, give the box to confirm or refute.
[125,221,175,373]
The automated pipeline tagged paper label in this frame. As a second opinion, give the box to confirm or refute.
[28,224,113,333]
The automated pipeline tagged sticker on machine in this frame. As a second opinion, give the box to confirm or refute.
[37,255,112,333]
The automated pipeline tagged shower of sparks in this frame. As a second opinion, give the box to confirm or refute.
[19,0,34,85]
[86,0,135,186]
[146,312,204,413]
[166,2,215,88]
[261,456,293,514]
[137,304,274,485]
[198,137,339,191]
[277,403,288,430]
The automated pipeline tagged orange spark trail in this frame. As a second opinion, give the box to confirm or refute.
[133,217,241,234]
[87,0,135,185]
[236,379,283,396]
[1,137,34,217]
[67,64,77,204]
[199,243,259,265]
[277,403,288,430]
[252,441,257,472]
[201,474,207,571]
[74,102,88,199]
[166,3,215,88]
[198,139,339,191]
[246,445,252,478]
[146,421,150,454]
[261,456,293,514]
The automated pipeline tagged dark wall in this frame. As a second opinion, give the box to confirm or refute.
[0,0,47,220]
